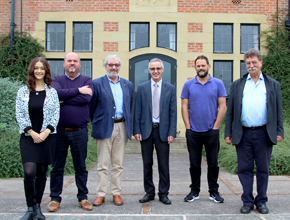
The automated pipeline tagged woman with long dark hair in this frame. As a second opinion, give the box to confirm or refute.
[16,57,60,220]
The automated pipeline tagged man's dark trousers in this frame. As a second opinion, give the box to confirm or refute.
[186,128,220,193]
[141,126,170,197]
[50,127,89,202]
[236,127,272,207]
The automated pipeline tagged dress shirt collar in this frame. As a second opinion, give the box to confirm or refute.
[107,75,120,84]
[65,73,80,80]
[247,71,264,81]
[151,78,162,87]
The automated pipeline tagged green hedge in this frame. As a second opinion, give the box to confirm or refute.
[219,122,290,175]
[0,78,97,178]
[0,124,97,179]
[0,78,23,129]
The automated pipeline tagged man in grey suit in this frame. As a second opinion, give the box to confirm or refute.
[225,48,284,214]
[90,54,133,207]
[134,58,177,205]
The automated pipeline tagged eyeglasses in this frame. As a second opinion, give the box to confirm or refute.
[107,63,120,67]
[149,67,162,71]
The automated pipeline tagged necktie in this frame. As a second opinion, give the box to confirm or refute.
[153,83,159,119]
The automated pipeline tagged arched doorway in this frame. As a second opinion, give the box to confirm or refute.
[129,53,177,94]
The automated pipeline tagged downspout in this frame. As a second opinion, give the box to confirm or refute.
[285,0,290,34]
[10,0,16,56]
[21,0,23,36]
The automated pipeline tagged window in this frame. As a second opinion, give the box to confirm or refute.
[46,22,65,52]
[213,61,233,95]
[47,59,92,78]
[240,24,260,53]
[157,23,177,51]
[73,23,93,52]
[80,60,92,78]
[130,23,149,51]
[240,61,248,78]
[214,24,233,53]
[47,60,64,77]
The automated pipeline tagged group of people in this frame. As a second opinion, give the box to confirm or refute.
[15,48,284,220]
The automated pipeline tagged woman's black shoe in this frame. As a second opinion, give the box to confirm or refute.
[36,203,45,219]
[20,206,37,220]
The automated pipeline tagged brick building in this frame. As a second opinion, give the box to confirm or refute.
[1,0,288,134]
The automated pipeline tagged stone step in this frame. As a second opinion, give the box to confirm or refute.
[125,137,188,154]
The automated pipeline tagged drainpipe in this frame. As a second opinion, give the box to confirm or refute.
[10,0,16,56]
[285,0,290,33]
[21,0,23,36]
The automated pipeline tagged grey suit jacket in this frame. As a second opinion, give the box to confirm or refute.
[133,80,177,142]
[90,75,134,140]
[225,72,284,145]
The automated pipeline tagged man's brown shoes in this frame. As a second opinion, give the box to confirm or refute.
[93,196,105,206]
[113,194,123,206]
[78,199,93,211]
[48,201,60,212]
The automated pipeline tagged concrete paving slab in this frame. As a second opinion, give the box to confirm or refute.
[1,154,290,220]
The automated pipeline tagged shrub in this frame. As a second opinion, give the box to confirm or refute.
[261,15,290,121]
[219,122,290,175]
[0,78,23,129]
[0,32,45,83]
[0,127,23,178]
[0,122,97,178]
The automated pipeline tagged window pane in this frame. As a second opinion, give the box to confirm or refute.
[213,61,232,95]
[46,23,65,52]
[73,23,93,52]
[240,61,248,78]
[130,23,149,51]
[241,25,260,53]
[48,59,92,78]
[134,60,149,91]
[47,60,64,77]
[157,23,176,51]
[80,60,92,78]
[214,24,233,53]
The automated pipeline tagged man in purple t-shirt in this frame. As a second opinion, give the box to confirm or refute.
[48,52,93,212]
[181,55,227,204]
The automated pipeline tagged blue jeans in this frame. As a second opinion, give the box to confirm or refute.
[50,127,89,202]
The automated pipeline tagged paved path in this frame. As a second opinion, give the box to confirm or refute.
[1,154,290,219]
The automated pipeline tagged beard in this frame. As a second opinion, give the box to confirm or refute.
[197,69,209,78]
[67,65,77,73]
[107,69,119,78]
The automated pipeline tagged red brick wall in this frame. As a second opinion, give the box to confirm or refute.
[104,22,119,32]
[103,42,118,52]
[0,0,129,34]
[178,0,288,25]
[188,43,203,53]
[188,23,203,33]
[187,60,195,68]
[0,0,288,35]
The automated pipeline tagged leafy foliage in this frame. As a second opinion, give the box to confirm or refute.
[261,16,290,120]
[0,124,97,179]
[0,32,45,83]
[0,127,23,178]
[219,122,290,175]
[0,78,24,130]
[0,79,97,179]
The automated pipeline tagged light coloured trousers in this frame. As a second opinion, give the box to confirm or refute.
[96,122,128,196]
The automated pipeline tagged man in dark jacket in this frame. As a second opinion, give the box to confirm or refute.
[225,48,284,214]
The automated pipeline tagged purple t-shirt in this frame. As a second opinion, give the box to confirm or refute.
[181,75,227,132]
